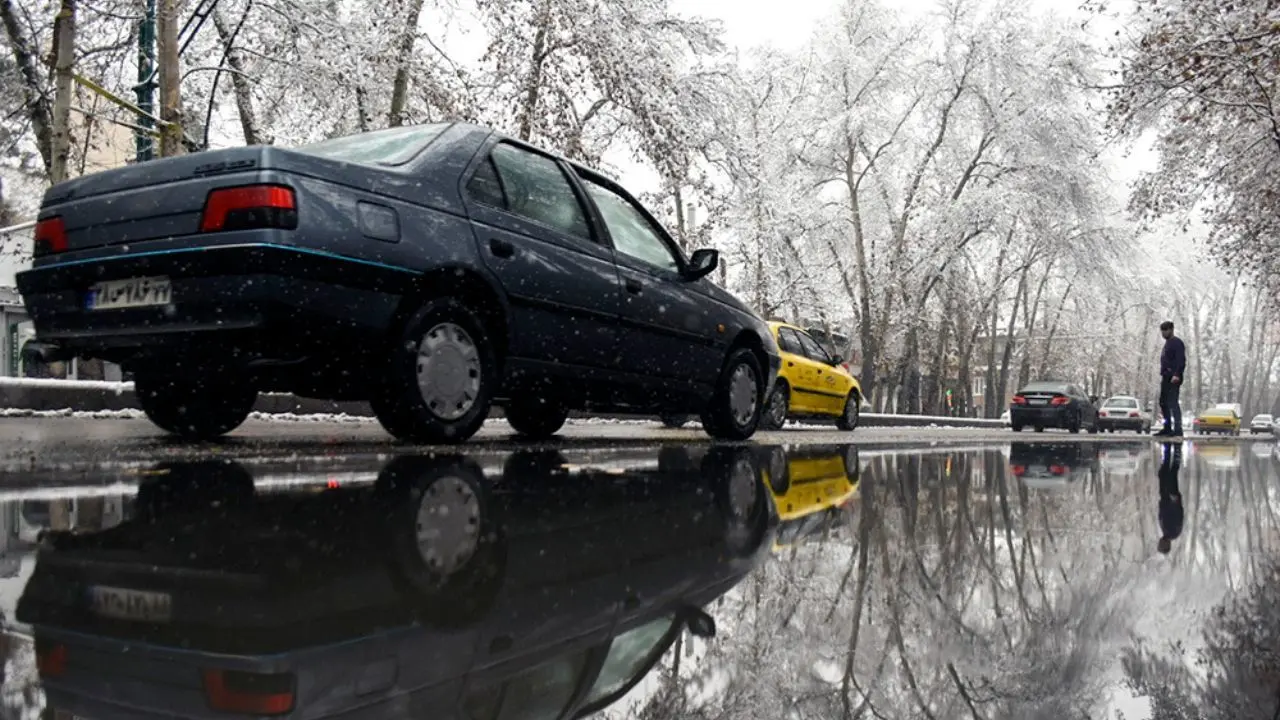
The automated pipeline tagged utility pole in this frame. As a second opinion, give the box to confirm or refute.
[135,0,156,162]
[156,0,183,157]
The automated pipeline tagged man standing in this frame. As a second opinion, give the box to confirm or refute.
[1156,320,1186,437]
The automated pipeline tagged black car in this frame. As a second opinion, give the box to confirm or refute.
[17,123,780,442]
[1009,381,1100,434]
[18,448,775,719]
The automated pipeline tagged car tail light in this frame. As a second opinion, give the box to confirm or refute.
[1130,412,1140,418]
[1010,464,1025,475]
[35,639,67,677]
[33,216,68,257]
[1050,396,1069,406]
[200,185,297,232]
[1049,464,1068,475]
[1011,395,1027,405]
[203,669,295,715]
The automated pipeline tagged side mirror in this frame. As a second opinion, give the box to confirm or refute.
[682,607,716,638]
[683,248,719,281]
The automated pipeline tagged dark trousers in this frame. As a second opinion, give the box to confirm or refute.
[1159,377,1182,432]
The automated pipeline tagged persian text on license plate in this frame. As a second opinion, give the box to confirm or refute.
[1029,399,1047,406]
[88,585,173,622]
[86,276,172,310]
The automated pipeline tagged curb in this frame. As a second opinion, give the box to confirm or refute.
[0,383,1004,428]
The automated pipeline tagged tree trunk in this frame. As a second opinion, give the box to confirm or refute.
[49,0,76,182]
[156,0,184,156]
[516,0,552,141]
[994,269,1025,416]
[387,0,428,127]
[212,7,263,144]
[0,0,54,172]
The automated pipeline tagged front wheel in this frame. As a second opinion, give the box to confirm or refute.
[505,397,568,439]
[1012,424,1024,432]
[836,391,861,431]
[134,367,257,440]
[759,384,789,430]
[701,348,764,440]
[373,298,497,443]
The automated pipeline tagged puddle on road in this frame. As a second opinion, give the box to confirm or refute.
[0,439,1273,719]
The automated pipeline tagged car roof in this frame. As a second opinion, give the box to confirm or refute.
[1105,395,1139,401]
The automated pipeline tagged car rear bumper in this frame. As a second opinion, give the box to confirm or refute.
[16,243,408,362]
[1009,407,1075,428]
[1098,417,1145,430]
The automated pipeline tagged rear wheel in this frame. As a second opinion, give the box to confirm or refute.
[505,397,568,439]
[836,391,861,431]
[1012,424,1024,432]
[134,366,257,440]
[760,383,789,430]
[701,348,764,440]
[372,298,497,443]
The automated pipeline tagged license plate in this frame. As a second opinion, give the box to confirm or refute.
[86,276,172,310]
[88,585,172,622]
[1029,399,1047,406]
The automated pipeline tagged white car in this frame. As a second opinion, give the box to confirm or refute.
[1251,413,1274,434]
[1097,395,1152,434]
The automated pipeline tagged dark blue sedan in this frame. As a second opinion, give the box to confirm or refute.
[17,123,780,441]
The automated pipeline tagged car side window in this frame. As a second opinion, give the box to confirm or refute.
[484,144,591,240]
[578,175,680,273]
[797,332,830,364]
[466,157,506,207]
[777,328,803,355]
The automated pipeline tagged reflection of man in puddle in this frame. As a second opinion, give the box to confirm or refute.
[1157,442,1183,554]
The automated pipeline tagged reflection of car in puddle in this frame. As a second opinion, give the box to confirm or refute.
[18,447,775,720]
[1008,443,1098,487]
[1098,444,1145,477]
[1193,442,1241,470]
[761,445,859,551]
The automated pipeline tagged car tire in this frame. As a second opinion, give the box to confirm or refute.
[505,397,568,439]
[373,298,497,444]
[660,413,690,429]
[1012,424,1023,432]
[836,390,861,431]
[1034,426,1045,433]
[701,348,764,440]
[134,367,257,440]
[759,383,789,431]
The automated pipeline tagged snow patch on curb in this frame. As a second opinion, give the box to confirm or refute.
[0,407,146,419]
[0,377,134,393]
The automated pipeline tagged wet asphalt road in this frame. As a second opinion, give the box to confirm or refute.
[0,418,1277,718]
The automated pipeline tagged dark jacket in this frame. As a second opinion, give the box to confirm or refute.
[1160,336,1186,378]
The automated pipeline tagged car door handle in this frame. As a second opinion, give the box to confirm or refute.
[787,361,794,367]
[625,279,642,294]
[489,238,515,258]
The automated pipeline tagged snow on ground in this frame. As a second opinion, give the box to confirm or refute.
[0,377,133,392]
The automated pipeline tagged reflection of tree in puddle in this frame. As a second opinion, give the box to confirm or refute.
[625,447,1280,720]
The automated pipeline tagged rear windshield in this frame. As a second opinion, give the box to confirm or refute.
[294,123,451,166]
[1104,398,1138,408]
[1203,409,1234,417]
[1021,382,1067,393]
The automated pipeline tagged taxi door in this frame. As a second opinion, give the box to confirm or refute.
[776,327,827,414]
[793,330,849,414]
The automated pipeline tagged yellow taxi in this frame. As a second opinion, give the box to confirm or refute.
[1194,407,1241,435]
[761,321,863,430]
[762,445,859,551]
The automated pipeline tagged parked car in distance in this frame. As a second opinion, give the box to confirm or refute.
[758,321,863,431]
[17,123,780,442]
[1194,407,1240,435]
[1009,381,1100,434]
[1097,395,1151,433]
[1251,413,1274,434]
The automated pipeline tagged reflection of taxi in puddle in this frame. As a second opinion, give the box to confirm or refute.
[761,445,859,550]
[1192,442,1241,470]
[1008,442,1097,488]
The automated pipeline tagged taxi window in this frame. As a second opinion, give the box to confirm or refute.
[796,332,830,363]
[777,328,803,355]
